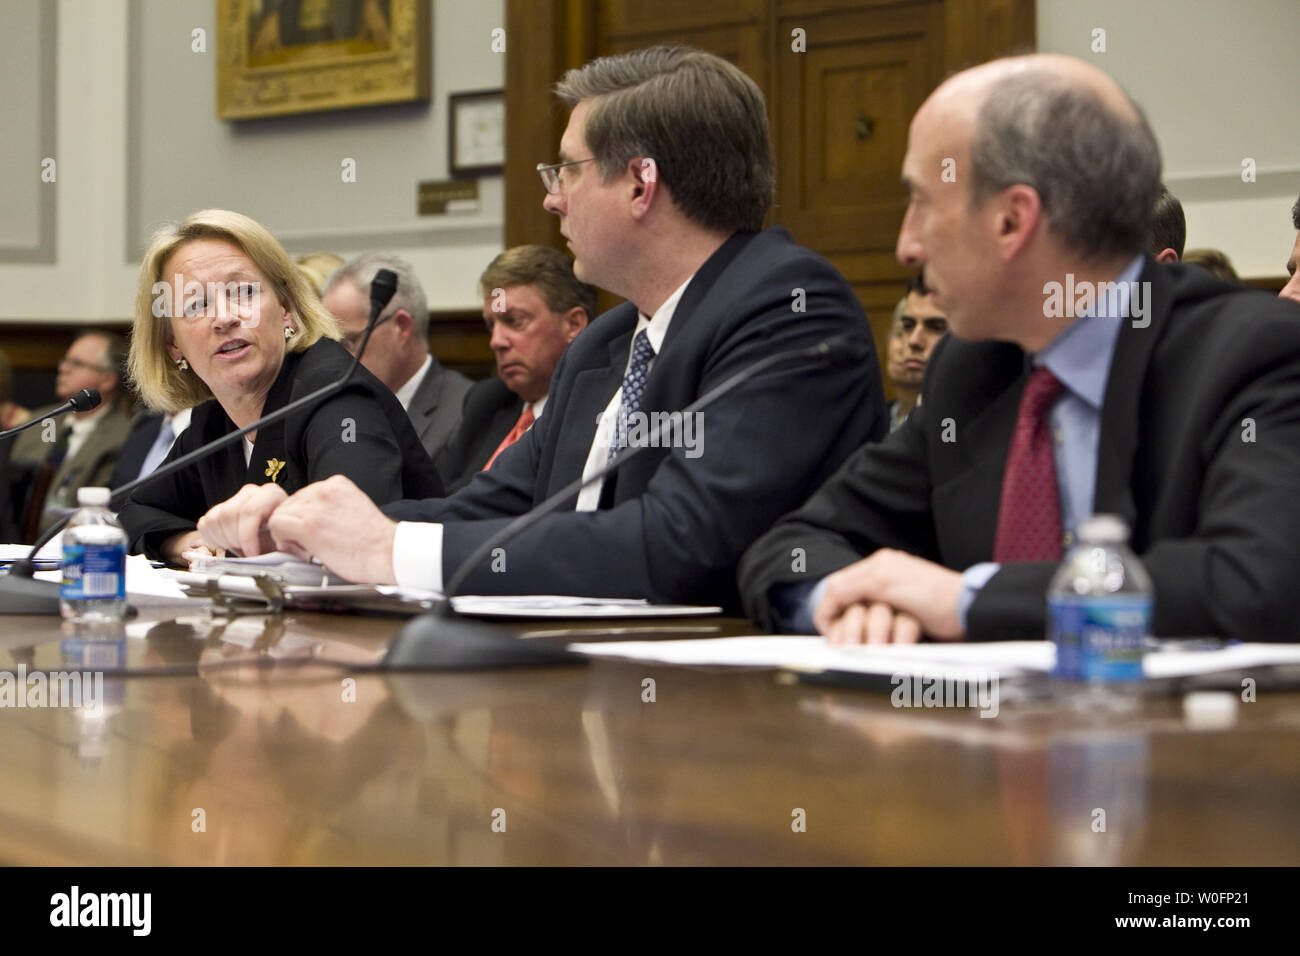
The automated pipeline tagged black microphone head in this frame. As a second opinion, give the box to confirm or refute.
[370,269,399,314]
[815,335,869,366]
[70,388,102,412]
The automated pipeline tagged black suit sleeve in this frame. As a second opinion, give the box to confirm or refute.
[286,343,444,501]
[738,400,938,630]
[296,384,428,502]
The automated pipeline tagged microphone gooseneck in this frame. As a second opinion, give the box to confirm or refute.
[0,388,101,443]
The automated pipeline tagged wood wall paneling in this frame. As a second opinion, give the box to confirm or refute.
[474,1,1030,380]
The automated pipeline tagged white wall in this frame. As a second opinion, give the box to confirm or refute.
[0,0,505,325]
[1037,0,1300,279]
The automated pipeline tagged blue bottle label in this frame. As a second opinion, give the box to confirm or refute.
[61,543,126,601]
[1048,595,1149,682]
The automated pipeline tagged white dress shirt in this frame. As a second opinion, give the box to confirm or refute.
[65,403,111,463]
[393,355,433,411]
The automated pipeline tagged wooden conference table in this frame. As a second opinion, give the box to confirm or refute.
[0,605,1296,866]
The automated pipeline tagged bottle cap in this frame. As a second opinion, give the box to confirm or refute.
[1182,691,1238,729]
[1077,513,1130,545]
[76,487,111,507]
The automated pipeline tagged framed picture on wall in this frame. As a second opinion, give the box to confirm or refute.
[217,0,431,120]
[449,90,505,177]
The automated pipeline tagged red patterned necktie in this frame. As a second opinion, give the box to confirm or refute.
[992,366,1065,562]
[482,406,535,472]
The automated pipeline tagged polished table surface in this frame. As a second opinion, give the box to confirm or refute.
[0,605,1297,865]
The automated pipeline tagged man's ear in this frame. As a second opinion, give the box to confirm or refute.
[628,157,659,221]
[562,306,589,341]
[991,184,1043,260]
[390,309,413,343]
[1155,247,1179,264]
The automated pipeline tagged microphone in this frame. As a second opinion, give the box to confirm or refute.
[0,389,101,442]
[0,270,400,615]
[370,268,398,317]
[381,334,863,670]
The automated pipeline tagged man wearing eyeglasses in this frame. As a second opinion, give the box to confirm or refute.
[8,332,133,539]
[199,46,885,609]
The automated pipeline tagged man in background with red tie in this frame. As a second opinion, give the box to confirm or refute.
[739,53,1300,644]
[434,245,593,491]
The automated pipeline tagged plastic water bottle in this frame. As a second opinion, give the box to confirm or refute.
[1047,514,1152,710]
[60,487,127,623]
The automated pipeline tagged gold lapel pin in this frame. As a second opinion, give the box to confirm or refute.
[265,458,286,483]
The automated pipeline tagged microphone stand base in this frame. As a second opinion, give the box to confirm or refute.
[0,575,61,615]
[382,604,585,670]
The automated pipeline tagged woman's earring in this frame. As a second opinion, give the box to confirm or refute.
[175,357,189,371]
[284,326,297,341]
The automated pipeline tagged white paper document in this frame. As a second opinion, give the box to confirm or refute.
[34,553,196,607]
[188,551,341,586]
[0,534,63,562]
[450,595,721,619]
[569,636,1300,680]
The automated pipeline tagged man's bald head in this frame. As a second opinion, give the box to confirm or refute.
[897,54,1162,348]
[955,55,1161,260]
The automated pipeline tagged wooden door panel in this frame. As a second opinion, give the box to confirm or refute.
[776,1,944,256]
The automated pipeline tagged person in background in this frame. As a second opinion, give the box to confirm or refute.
[885,271,947,431]
[1281,195,1300,305]
[435,245,594,492]
[1148,184,1185,263]
[0,349,31,431]
[117,209,442,565]
[321,252,472,462]
[9,332,133,539]
[295,252,344,298]
[1183,248,1241,284]
[110,406,193,488]
[1,348,41,539]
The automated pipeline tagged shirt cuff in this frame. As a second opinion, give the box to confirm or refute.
[768,577,830,634]
[392,521,444,593]
[958,562,1001,632]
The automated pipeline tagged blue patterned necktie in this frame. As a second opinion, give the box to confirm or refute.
[606,329,655,465]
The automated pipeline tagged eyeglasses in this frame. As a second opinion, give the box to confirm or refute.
[58,357,107,374]
[537,157,597,194]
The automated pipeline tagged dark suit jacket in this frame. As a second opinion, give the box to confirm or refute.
[405,357,472,462]
[385,227,887,607]
[120,338,444,561]
[110,410,165,489]
[738,260,1300,642]
[433,377,523,493]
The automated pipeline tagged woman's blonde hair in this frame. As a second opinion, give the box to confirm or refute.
[129,209,340,412]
